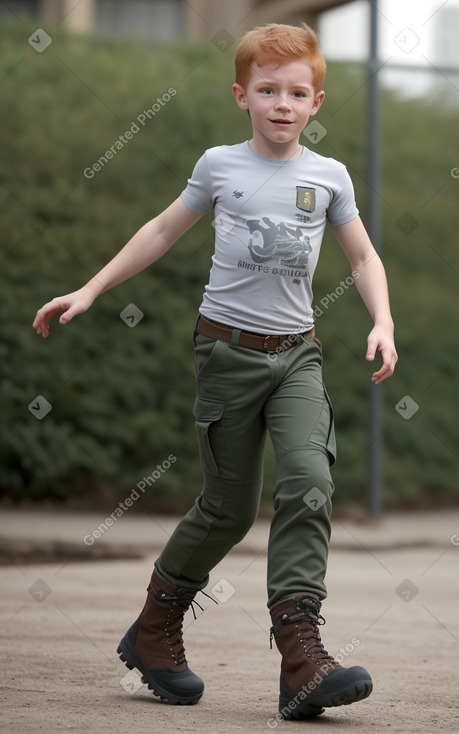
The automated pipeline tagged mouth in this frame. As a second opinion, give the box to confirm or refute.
[270,119,293,126]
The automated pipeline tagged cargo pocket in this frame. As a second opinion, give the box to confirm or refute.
[194,335,228,379]
[193,397,238,479]
[308,387,337,467]
[323,387,337,466]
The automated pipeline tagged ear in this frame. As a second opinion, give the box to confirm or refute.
[310,90,325,116]
[232,83,249,111]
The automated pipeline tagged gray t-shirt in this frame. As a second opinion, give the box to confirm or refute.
[181,141,358,334]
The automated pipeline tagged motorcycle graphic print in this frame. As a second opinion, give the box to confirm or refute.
[246,217,312,270]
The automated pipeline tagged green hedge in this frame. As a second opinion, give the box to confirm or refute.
[1,17,458,510]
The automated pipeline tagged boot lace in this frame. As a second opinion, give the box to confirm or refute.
[157,588,217,666]
[270,595,337,667]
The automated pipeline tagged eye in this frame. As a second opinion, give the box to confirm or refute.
[260,88,273,95]
[293,91,306,98]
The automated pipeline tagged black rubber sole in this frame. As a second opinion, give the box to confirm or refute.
[117,640,204,705]
[279,678,373,719]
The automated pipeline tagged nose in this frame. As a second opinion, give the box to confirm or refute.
[274,93,292,112]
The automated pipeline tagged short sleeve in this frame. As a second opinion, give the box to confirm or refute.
[326,163,359,227]
[180,152,213,215]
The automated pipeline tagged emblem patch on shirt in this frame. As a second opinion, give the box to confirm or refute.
[296,186,316,213]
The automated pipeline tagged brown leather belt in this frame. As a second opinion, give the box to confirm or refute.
[196,315,315,353]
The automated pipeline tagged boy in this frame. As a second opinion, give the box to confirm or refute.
[33,23,397,720]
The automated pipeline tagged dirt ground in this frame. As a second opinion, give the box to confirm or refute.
[1,511,459,733]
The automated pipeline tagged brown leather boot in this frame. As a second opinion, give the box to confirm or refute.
[269,594,372,719]
[117,569,205,704]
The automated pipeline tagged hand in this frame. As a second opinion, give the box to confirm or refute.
[33,286,96,338]
[366,325,398,384]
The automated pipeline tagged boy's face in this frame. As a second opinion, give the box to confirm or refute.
[232,60,324,153]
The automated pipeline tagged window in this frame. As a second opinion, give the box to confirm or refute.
[95,0,183,40]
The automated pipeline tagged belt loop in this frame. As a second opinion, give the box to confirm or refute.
[230,328,241,348]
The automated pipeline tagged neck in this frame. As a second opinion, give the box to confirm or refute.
[248,135,302,161]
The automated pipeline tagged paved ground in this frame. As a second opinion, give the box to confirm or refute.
[1,509,459,733]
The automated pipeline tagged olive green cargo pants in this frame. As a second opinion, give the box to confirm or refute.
[155,326,336,609]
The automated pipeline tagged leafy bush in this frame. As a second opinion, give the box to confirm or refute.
[1,17,458,510]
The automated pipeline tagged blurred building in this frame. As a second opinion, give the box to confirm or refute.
[9,0,353,39]
[433,4,459,68]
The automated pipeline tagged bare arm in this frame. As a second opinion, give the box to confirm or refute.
[33,197,201,338]
[333,216,398,384]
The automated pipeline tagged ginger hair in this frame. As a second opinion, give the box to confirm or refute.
[234,23,326,94]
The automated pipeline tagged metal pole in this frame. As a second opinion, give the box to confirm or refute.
[366,0,383,520]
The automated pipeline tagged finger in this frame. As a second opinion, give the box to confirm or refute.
[372,368,389,384]
[371,357,396,383]
[34,304,60,327]
[38,319,49,338]
[32,311,45,330]
[33,300,68,335]
[33,312,49,336]
[33,316,43,335]
[59,303,80,325]
[366,338,378,362]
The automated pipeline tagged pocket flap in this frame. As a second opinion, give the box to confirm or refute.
[193,397,225,422]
